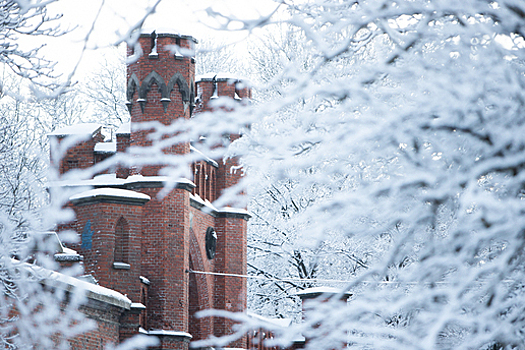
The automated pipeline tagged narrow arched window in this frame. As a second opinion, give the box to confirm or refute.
[114,217,129,263]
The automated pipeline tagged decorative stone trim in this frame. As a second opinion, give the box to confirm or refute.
[113,262,131,270]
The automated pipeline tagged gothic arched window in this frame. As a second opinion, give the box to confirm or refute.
[114,217,129,264]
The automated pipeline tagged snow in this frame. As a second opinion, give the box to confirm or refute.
[62,246,78,255]
[54,253,82,262]
[248,312,292,328]
[69,188,151,201]
[94,141,116,154]
[217,207,251,216]
[190,193,250,218]
[146,330,192,338]
[48,123,103,137]
[190,193,217,212]
[116,122,130,135]
[140,27,196,41]
[296,287,350,297]
[30,262,131,309]
[140,276,151,285]
[51,174,196,190]
[131,302,146,310]
[125,175,194,186]
[196,72,248,82]
[113,262,131,270]
[190,145,219,167]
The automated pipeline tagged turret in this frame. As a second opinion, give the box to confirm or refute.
[126,31,197,176]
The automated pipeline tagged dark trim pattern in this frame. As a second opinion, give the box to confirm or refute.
[167,72,190,102]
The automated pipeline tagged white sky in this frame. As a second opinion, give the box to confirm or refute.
[41,0,278,82]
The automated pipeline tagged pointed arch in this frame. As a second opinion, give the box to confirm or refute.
[189,80,195,116]
[188,227,213,340]
[127,73,140,102]
[167,72,190,102]
[139,71,168,100]
[114,216,130,263]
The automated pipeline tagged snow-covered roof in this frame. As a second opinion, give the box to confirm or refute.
[69,188,151,202]
[140,28,197,42]
[94,141,116,154]
[218,206,250,216]
[146,330,192,338]
[296,287,351,298]
[190,145,219,167]
[248,312,292,328]
[52,174,195,189]
[131,302,146,310]
[47,270,131,308]
[189,193,251,219]
[116,122,130,135]
[190,193,218,212]
[196,72,249,84]
[17,261,131,309]
[126,175,194,186]
[48,123,103,137]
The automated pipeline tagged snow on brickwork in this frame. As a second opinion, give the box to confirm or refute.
[94,141,116,154]
[53,174,195,189]
[19,260,132,309]
[196,72,248,83]
[218,206,250,216]
[190,145,219,167]
[296,287,346,296]
[147,330,192,338]
[69,188,151,201]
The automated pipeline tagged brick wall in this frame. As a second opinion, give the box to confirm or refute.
[71,200,144,303]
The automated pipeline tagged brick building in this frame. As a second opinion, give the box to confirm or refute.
[50,30,253,350]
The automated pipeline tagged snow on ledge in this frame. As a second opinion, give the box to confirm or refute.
[113,262,131,270]
[147,330,192,338]
[217,207,250,216]
[296,287,351,299]
[53,174,195,189]
[125,175,195,187]
[94,141,116,154]
[190,194,251,219]
[69,188,151,202]
[190,193,218,212]
[196,72,249,83]
[47,270,131,308]
[190,145,219,167]
[131,302,146,310]
[116,122,130,135]
[248,312,292,328]
[18,261,131,309]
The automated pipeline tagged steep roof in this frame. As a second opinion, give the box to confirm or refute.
[48,123,103,137]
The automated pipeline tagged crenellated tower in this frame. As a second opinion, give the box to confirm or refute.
[126,31,196,175]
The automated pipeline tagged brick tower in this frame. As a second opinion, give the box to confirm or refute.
[51,30,250,350]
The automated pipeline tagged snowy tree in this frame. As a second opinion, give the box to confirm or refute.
[162,1,525,349]
[82,47,128,127]
[0,0,63,88]
[245,22,376,321]
[195,37,244,77]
